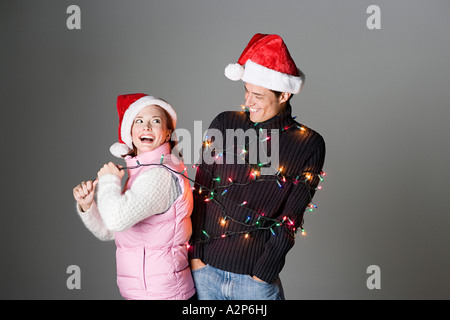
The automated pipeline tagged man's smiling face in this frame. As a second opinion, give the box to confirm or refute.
[243,83,290,123]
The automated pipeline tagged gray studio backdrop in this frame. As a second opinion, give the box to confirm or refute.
[1,0,449,299]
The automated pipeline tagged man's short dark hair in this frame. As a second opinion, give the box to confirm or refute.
[271,90,294,103]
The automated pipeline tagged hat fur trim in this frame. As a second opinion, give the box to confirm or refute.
[242,60,304,94]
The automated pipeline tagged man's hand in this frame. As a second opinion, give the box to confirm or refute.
[252,275,266,283]
[190,259,206,271]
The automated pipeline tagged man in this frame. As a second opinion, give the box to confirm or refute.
[189,33,325,300]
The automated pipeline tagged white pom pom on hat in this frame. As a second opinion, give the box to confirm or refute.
[224,33,304,94]
[224,63,245,81]
[109,142,131,158]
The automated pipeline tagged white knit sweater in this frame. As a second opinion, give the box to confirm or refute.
[76,168,180,241]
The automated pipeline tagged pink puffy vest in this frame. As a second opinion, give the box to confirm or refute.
[114,143,195,300]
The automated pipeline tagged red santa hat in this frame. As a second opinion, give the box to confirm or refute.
[109,93,177,158]
[224,33,305,94]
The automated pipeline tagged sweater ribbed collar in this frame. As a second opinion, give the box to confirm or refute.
[245,103,295,131]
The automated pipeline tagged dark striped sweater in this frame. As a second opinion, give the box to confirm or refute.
[189,103,326,283]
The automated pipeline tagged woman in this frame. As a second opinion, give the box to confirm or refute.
[73,93,195,300]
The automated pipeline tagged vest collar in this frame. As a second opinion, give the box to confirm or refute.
[124,142,171,177]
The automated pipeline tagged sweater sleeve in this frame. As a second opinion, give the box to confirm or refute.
[76,201,115,241]
[96,168,180,232]
[252,140,326,283]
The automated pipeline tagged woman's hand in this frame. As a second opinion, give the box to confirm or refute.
[73,179,98,212]
[97,162,125,180]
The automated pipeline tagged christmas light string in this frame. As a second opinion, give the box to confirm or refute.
[193,157,324,242]
[189,107,325,242]
[93,106,326,243]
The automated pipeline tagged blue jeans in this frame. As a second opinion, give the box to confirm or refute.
[192,264,284,300]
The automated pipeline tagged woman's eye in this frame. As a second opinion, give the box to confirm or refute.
[152,119,161,124]
[135,119,143,123]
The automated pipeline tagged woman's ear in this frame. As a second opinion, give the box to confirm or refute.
[166,129,172,142]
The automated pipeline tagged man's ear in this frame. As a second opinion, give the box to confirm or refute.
[279,92,291,104]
